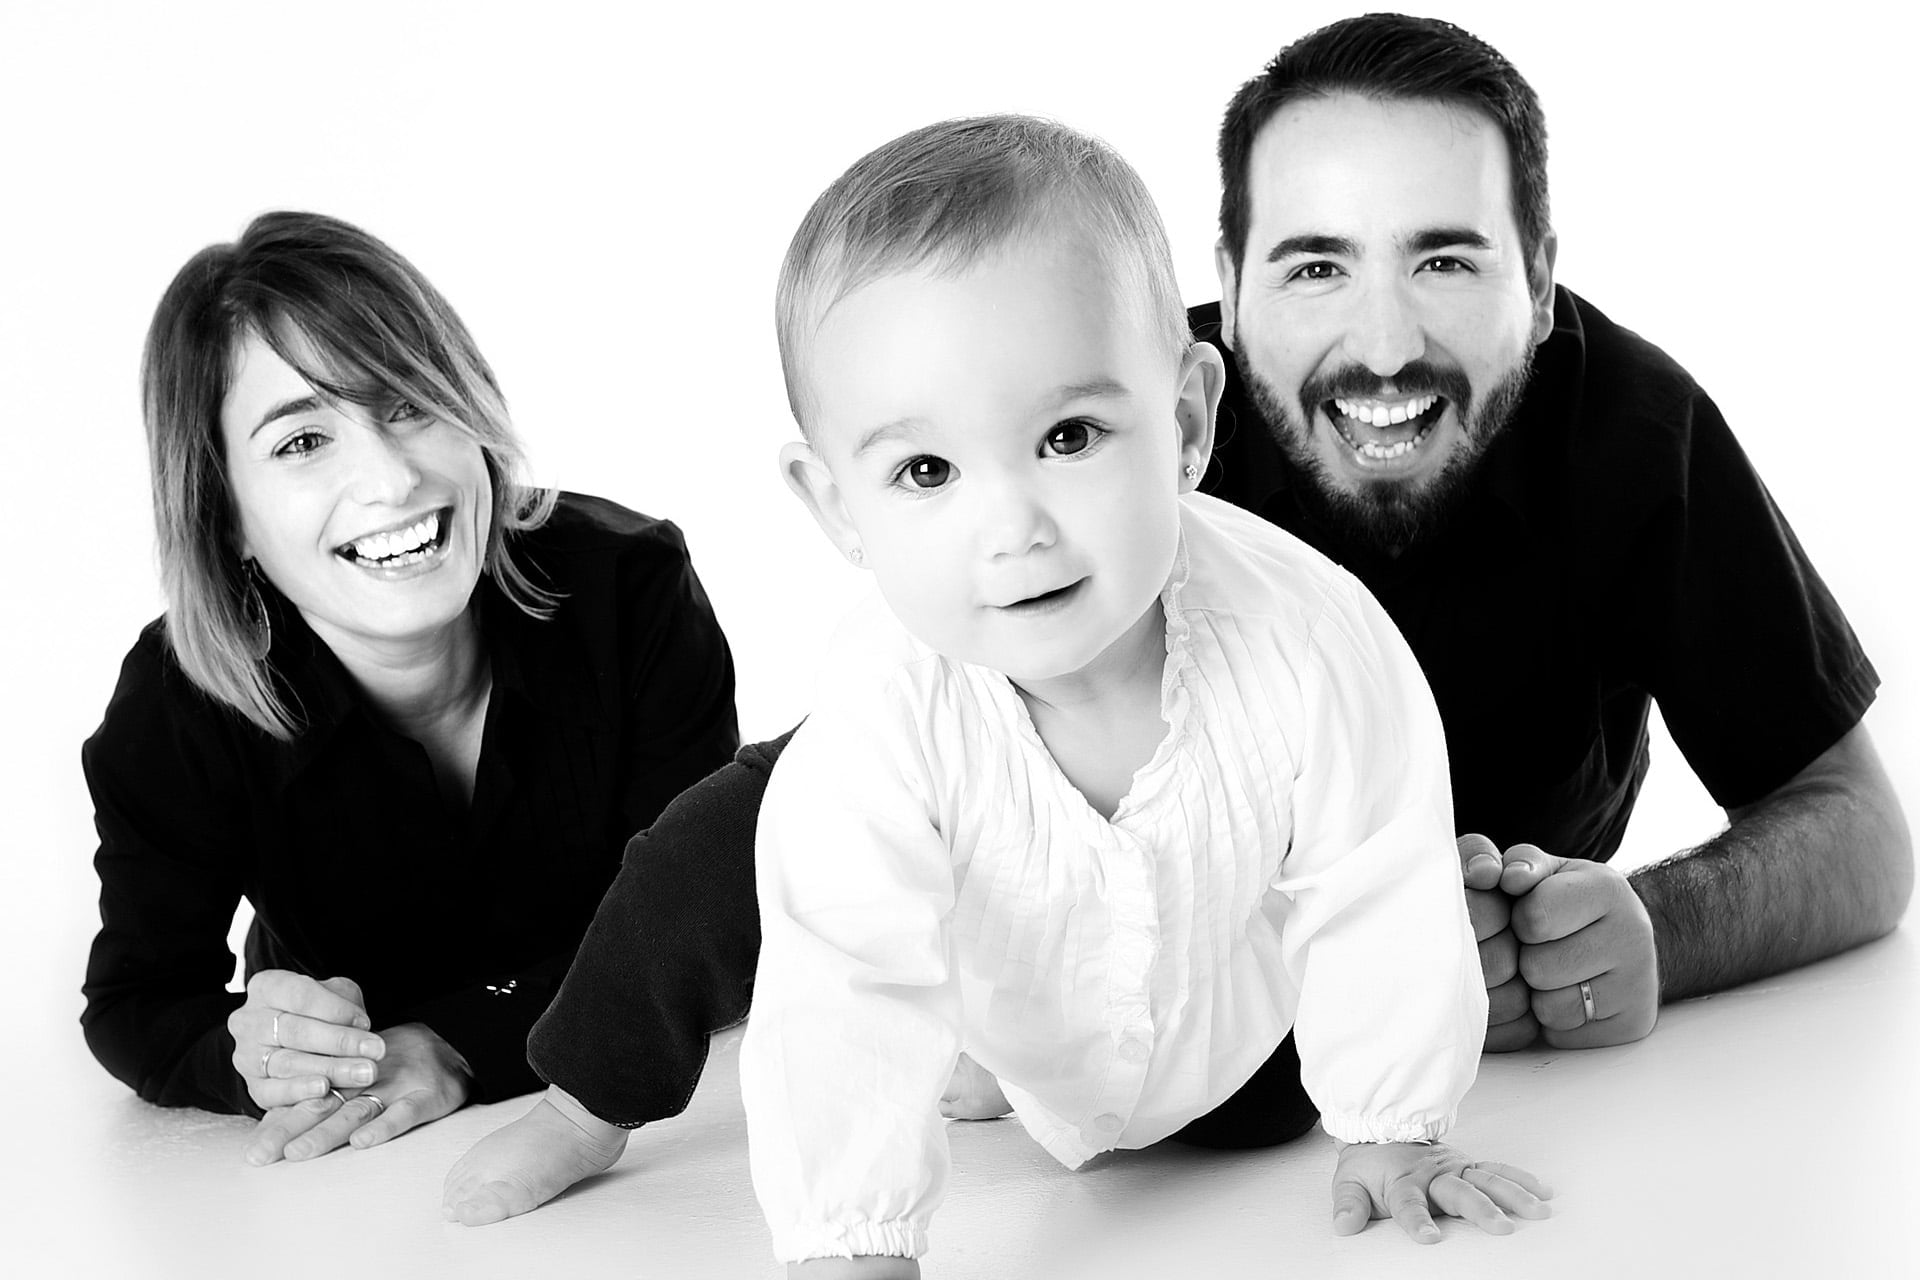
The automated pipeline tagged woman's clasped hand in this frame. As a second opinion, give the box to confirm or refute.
[231,970,476,1164]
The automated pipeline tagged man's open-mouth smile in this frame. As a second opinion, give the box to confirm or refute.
[1325,393,1447,466]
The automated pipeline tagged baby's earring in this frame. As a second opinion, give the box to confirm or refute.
[848,546,865,565]
[1182,463,1199,482]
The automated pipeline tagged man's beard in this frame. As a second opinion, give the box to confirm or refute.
[1239,349,1533,554]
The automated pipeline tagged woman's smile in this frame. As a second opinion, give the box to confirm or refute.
[335,507,453,577]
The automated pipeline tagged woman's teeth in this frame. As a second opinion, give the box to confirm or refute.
[344,512,441,564]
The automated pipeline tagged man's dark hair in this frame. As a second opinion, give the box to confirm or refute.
[1218,13,1549,278]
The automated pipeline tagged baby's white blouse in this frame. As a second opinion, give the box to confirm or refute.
[742,492,1485,1263]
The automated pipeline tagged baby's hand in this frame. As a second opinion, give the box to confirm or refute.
[1330,1142,1551,1243]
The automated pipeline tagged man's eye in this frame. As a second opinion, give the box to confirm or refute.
[898,456,952,489]
[274,430,328,458]
[1291,261,1340,282]
[1043,422,1096,456]
[1419,256,1470,274]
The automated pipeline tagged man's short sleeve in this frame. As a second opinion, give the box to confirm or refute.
[1621,386,1877,809]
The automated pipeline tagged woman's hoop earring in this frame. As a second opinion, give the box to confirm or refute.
[242,559,272,660]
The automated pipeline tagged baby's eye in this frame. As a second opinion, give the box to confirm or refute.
[274,430,329,459]
[1042,421,1100,457]
[897,455,953,490]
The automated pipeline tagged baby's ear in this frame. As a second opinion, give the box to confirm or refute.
[1176,342,1225,490]
[779,441,864,562]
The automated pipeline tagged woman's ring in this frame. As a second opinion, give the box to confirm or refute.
[359,1092,386,1117]
[1579,979,1597,1023]
[328,1088,348,1106]
[259,1046,276,1078]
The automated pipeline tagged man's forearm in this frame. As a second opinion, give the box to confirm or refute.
[1630,723,1911,1002]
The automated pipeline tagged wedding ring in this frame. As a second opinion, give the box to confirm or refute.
[270,1012,281,1048]
[359,1092,386,1117]
[1578,979,1597,1023]
[328,1088,348,1107]
[260,1046,276,1078]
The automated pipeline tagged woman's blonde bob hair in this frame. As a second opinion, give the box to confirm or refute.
[143,210,555,740]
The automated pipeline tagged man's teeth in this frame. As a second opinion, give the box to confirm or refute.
[347,512,440,563]
[1333,393,1438,428]
[1357,437,1417,460]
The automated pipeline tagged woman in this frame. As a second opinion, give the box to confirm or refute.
[81,211,739,1166]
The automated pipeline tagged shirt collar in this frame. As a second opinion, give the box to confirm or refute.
[256,551,602,786]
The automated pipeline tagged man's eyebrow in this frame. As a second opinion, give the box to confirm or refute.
[1265,234,1355,264]
[1405,227,1495,254]
[249,394,325,440]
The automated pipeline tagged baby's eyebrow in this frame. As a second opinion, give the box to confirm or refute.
[853,417,930,458]
[1049,377,1131,407]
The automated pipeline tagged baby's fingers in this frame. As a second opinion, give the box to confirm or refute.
[1386,1175,1442,1244]
[1432,1173,1513,1235]
[1329,1177,1374,1237]
[1464,1163,1555,1218]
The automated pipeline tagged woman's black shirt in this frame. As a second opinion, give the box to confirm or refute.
[81,492,739,1113]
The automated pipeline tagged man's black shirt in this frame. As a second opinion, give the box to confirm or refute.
[1195,286,1877,862]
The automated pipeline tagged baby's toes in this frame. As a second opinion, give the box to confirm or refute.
[446,1177,537,1226]
[940,1053,1013,1120]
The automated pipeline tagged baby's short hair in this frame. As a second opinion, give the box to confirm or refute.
[776,114,1191,435]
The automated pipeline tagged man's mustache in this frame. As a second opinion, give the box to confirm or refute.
[1300,361,1473,410]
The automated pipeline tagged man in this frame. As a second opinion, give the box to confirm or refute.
[1199,12,1910,1050]
[443,12,1913,1225]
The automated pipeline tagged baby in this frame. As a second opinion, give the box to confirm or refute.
[741,115,1549,1277]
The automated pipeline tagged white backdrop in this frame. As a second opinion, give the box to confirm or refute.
[2,0,1913,1149]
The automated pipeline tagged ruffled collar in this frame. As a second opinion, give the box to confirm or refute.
[985,521,1200,831]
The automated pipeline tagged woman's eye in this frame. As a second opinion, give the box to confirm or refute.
[274,430,329,458]
[1044,422,1096,456]
[899,456,952,490]
[387,399,425,423]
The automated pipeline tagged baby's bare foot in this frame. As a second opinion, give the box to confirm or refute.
[442,1092,629,1226]
[940,1052,1012,1120]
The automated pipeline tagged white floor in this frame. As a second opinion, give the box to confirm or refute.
[19,930,1916,1279]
